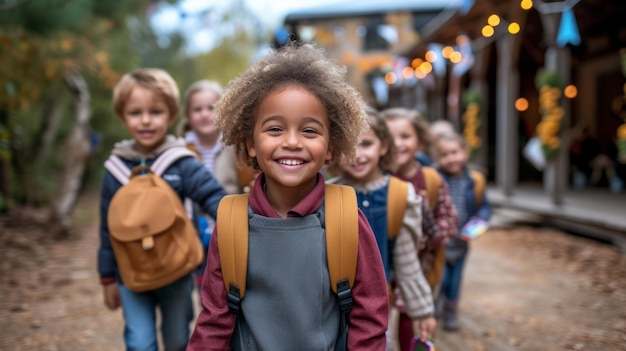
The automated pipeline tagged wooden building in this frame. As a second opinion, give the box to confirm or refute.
[401,0,626,239]
[284,0,626,212]
[281,0,459,105]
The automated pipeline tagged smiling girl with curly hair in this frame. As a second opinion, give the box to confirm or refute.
[188,42,390,351]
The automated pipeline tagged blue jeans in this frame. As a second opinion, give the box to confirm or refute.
[118,274,194,351]
[441,253,467,301]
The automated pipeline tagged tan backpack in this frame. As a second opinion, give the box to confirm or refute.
[387,176,409,239]
[104,148,204,292]
[420,167,486,289]
[217,184,358,351]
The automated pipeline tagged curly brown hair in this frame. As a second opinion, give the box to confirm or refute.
[380,107,433,155]
[215,42,368,170]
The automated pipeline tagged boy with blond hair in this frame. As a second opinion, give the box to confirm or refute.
[98,68,226,350]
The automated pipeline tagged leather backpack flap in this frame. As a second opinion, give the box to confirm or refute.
[107,172,203,292]
[108,175,177,244]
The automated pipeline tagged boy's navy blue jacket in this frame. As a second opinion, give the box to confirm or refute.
[439,167,491,226]
[98,136,227,285]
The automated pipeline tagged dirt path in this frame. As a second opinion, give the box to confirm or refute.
[434,216,626,351]
[0,193,124,351]
[1,196,625,350]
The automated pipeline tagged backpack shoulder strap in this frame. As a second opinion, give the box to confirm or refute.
[469,169,486,208]
[104,155,131,185]
[185,143,201,159]
[324,184,359,294]
[387,176,409,239]
[151,147,197,176]
[324,183,358,351]
[216,185,359,318]
[216,193,250,314]
[421,166,442,211]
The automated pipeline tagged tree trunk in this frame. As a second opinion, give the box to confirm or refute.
[50,70,91,236]
[22,83,68,206]
[35,84,67,168]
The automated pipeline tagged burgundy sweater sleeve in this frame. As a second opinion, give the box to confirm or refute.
[187,229,234,351]
[347,211,389,350]
[433,181,459,247]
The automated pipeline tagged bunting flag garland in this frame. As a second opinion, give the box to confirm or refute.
[556,8,581,47]
[460,0,475,15]
[275,27,290,45]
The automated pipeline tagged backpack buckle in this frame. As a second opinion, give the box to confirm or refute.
[336,279,353,314]
[227,284,242,315]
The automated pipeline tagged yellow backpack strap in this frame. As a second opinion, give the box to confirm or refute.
[324,183,358,351]
[324,184,359,294]
[185,143,201,159]
[421,167,445,290]
[421,166,442,211]
[217,193,250,315]
[469,170,486,209]
[427,245,446,289]
[387,176,408,239]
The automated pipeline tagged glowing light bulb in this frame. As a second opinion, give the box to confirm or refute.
[564,84,578,99]
[425,50,437,62]
[419,62,432,74]
[482,25,494,38]
[488,14,500,27]
[402,67,415,79]
[515,98,529,111]
[508,22,521,34]
[415,70,427,79]
[449,52,463,63]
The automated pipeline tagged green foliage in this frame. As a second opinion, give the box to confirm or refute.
[1,0,268,209]
[0,0,149,206]
[535,68,563,89]
[541,143,559,159]
[0,0,92,33]
[462,88,482,107]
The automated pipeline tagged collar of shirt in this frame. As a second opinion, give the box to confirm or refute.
[249,173,325,218]
[395,167,425,191]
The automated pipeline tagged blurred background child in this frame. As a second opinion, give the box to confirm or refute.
[178,80,255,286]
[415,119,457,167]
[383,107,459,351]
[179,80,254,195]
[433,133,491,331]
